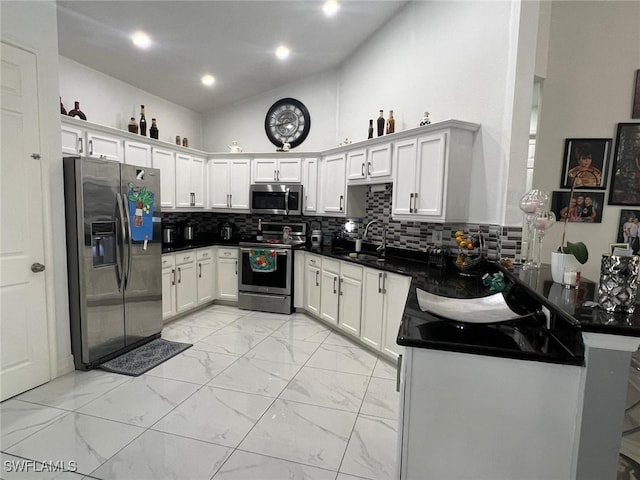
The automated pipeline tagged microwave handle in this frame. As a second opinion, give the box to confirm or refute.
[285,187,290,215]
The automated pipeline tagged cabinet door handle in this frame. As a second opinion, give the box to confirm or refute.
[382,272,387,294]
[339,277,344,295]
[333,276,337,294]
[361,163,365,177]
[230,194,233,207]
[339,195,344,211]
[413,192,418,213]
[409,193,414,213]
[89,139,94,156]
[235,260,238,275]
[396,354,403,393]
[378,272,382,293]
[277,170,280,181]
[274,170,277,181]
[199,263,202,278]
[171,269,175,285]
[78,137,83,153]
[315,270,319,286]
[178,267,182,283]
[367,162,371,176]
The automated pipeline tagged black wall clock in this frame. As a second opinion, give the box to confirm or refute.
[265,98,311,149]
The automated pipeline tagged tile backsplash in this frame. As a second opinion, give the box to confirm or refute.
[162,184,522,260]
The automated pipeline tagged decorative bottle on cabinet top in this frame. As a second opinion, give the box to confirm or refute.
[68,101,86,120]
[377,110,385,136]
[386,110,395,134]
[150,118,159,139]
[139,105,147,136]
[256,218,263,241]
[128,117,138,134]
[60,97,67,115]
[368,119,374,139]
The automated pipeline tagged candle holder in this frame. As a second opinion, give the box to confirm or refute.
[533,210,556,268]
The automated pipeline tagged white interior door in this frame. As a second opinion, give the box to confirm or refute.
[1,42,51,401]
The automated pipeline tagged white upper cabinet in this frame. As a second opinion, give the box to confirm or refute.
[124,140,151,167]
[61,124,84,155]
[86,130,122,162]
[346,143,392,184]
[152,147,175,208]
[302,157,318,213]
[392,121,478,223]
[176,153,205,208]
[253,157,301,183]
[208,158,251,211]
[320,153,346,214]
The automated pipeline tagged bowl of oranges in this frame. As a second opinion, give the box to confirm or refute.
[453,230,486,274]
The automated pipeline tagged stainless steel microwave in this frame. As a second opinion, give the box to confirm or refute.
[250,184,303,215]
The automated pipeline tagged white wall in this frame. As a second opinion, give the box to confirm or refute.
[59,56,204,149]
[202,0,538,225]
[1,0,72,375]
[534,0,640,282]
[202,71,339,152]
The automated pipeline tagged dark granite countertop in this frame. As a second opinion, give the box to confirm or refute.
[162,237,240,253]
[304,245,585,365]
[500,264,640,337]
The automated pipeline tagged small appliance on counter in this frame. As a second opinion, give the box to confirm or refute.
[219,221,237,241]
[311,230,322,248]
[163,226,178,245]
[181,223,196,242]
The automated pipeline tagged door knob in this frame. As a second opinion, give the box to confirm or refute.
[31,262,45,273]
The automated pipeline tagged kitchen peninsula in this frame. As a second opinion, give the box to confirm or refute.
[396,261,640,480]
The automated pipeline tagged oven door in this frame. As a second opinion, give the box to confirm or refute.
[239,248,292,295]
[250,184,302,215]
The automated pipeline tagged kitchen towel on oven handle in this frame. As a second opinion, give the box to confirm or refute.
[249,249,277,273]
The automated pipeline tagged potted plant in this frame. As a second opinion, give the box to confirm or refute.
[551,178,589,283]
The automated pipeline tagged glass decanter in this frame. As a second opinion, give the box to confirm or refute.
[518,189,549,269]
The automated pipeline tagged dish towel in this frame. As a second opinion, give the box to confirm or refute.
[249,249,277,273]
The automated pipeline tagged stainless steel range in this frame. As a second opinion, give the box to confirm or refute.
[238,222,307,314]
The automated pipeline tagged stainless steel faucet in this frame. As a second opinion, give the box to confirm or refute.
[364,220,387,257]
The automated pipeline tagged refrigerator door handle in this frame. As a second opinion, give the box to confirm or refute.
[115,193,126,292]
[122,193,133,289]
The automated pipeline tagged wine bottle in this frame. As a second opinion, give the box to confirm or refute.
[386,110,395,134]
[150,118,159,139]
[68,101,86,120]
[368,119,373,139]
[256,218,263,241]
[377,110,385,136]
[128,117,138,134]
[139,105,147,136]
[60,97,67,115]
[182,137,188,147]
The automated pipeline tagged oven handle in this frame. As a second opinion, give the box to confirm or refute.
[240,248,289,255]
[241,292,288,300]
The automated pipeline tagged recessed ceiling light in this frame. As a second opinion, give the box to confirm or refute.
[275,45,290,60]
[131,31,151,49]
[323,0,340,17]
[201,74,215,86]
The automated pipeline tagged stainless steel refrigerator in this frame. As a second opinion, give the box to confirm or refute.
[63,156,162,370]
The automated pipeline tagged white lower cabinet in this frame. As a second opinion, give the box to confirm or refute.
[361,267,411,359]
[217,247,238,301]
[294,251,306,309]
[162,247,218,322]
[300,254,411,360]
[305,254,322,316]
[175,251,197,313]
[196,248,216,305]
[337,263,363,337]
[161,254,177,321]
[320,258,340,324]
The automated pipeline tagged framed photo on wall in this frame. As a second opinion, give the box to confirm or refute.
[608,123,640,206]
[616,209,640,254]
[551,191,604,224]
[560,138,610,189]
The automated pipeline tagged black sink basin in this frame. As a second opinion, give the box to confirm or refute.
[417,321,521,351]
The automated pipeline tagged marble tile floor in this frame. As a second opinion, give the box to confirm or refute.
[1,306,400,480]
